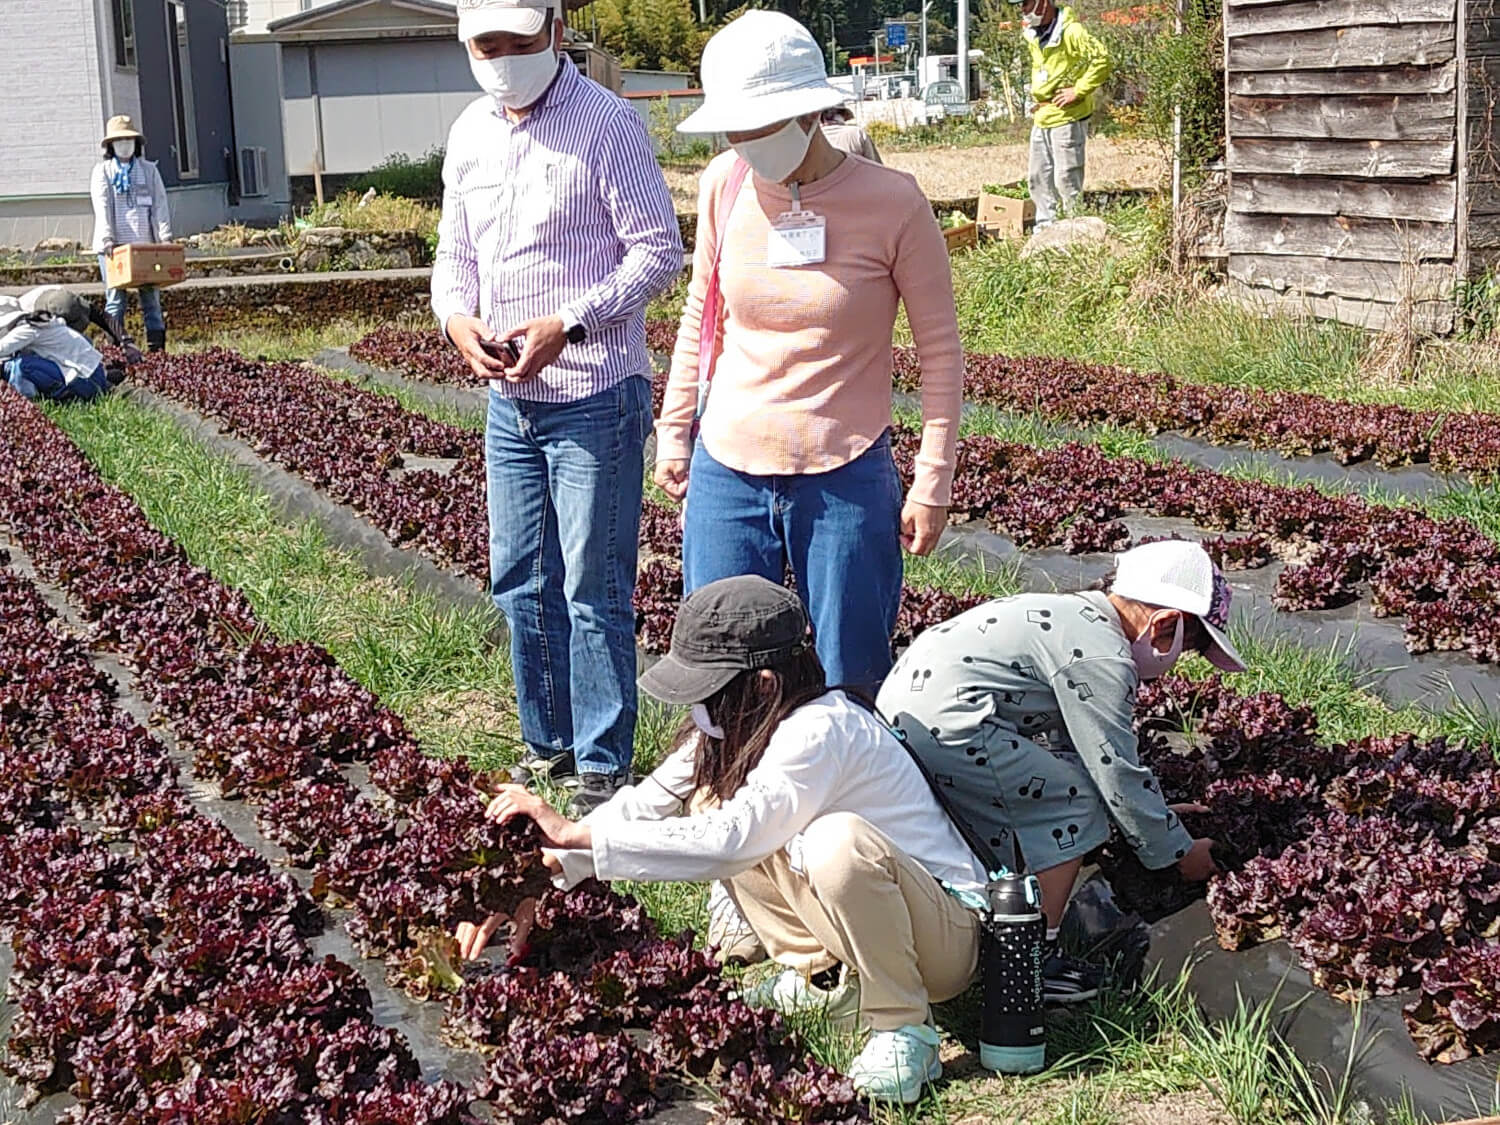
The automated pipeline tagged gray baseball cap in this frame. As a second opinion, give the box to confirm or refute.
[638,575,811,705]
[30,288,92,334]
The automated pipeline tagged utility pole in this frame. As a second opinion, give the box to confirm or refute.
[919,0,931,89]
[956,0,970,101]
[699,0,707,25]
[825,13,837,73]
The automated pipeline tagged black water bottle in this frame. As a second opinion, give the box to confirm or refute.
[978,872,1046,1074]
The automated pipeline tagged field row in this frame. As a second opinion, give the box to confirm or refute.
[132,349,1500,680]
[0,386,868,1124]
[93,351,1500,1071]
[350,325,1500,478]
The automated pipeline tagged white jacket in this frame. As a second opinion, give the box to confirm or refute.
[548,691,987,894]
[90,157,172,254]
[0,299,104,384]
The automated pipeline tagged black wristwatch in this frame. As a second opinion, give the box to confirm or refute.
[565,323,587,346]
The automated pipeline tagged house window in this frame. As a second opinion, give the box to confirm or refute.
[164,0,199,178]
[112,0,137,68]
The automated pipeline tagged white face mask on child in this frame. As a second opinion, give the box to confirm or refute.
[691,703,726,740]
[111,140,137,161]
[1129,613,1185,681]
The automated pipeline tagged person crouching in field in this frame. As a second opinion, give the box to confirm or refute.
[0,298,120,403]
[876,541,1241,1004]
[457,576,988,1105]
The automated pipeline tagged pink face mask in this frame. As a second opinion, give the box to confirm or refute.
[1130,612,1184,681]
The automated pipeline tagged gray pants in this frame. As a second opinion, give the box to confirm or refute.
[1028,120,1088,226]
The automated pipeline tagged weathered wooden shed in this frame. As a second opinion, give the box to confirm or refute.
[1222,0,1500,333]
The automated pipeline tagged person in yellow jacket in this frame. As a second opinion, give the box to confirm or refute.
[1009,0,1110,227]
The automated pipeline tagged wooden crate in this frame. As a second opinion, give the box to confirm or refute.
[943,221,979,254]
[106,243,186,290]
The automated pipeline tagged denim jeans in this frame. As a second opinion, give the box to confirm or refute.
[485,376,651,777]
[3,356,109,403]
[683,431,903,692]
[98,254,165,334]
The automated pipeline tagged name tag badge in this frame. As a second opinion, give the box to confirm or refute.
[766,211,826,268]
[136,194,152,209]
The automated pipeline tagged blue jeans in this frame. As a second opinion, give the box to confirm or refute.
[683,431,903,692]
[486,376,651,777]
[3,356,109,403]
[98,254,165,333]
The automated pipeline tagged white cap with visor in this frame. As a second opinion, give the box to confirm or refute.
[457,0,552,40]
[1111,540,1246,673]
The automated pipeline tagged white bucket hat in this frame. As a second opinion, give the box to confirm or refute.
[456,0,551,41]
[1111,540,1246,673]
[677,10,846,135]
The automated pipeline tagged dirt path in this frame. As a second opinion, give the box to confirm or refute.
[661,136,1167,210]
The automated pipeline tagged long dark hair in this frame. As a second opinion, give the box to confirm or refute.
[685,646,830,802]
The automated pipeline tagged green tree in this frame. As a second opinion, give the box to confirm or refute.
[588,0,715,72]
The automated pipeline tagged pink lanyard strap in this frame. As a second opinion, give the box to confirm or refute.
[695,159,751,420]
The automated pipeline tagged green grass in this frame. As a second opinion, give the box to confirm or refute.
[946,212,1500,417]
[45,392,526,770]
[185,317,387,361]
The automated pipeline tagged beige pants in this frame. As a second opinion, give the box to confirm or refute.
[725,812,982,1031]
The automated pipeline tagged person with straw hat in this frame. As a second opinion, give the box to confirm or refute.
[460,575,990,1104]
[90,115,172,353]
[655,10,964,698]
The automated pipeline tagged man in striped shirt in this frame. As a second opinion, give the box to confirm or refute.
[433,0,683,815]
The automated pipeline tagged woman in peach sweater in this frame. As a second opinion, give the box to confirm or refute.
[656,10,964,694]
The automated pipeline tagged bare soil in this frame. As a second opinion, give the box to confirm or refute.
[660,137,1168,211]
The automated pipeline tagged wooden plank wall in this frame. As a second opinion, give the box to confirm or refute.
[1224,0,1460,331]
[1468,2,1500,270]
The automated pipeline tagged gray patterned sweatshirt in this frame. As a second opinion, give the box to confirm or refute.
[878,591,1194,869]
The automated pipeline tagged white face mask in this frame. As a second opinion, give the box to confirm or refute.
[111,140,137,161]
[469,41,559,109]
[731,119,815,184]
[1130,612,1184,681]
[691,703,725,740]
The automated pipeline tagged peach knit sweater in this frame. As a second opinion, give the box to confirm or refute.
[657,151,964,508]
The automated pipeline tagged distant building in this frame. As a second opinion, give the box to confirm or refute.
[0,0,276,248]
[233,0,618,194]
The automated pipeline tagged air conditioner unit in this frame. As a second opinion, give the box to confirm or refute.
[240,146,269,198]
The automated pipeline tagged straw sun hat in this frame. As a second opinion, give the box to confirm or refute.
[676,10,845,135]
[102,115,145,144]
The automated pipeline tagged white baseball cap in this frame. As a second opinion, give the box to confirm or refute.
[676,10,846,134]
[457,0,552,41]
[1111,541,1246,672]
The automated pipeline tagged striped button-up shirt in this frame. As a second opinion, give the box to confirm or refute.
[431,59,683,403]
[89,158,172,255]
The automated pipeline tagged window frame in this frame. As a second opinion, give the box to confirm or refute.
[163,0,200,180]
[111,0,138,70]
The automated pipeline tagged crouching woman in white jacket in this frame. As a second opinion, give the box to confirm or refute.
[460,574,987,1104]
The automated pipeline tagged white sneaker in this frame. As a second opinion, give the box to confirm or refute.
[707,881,765,965]
[740,966,861,1028]
[847,1024,943,1104]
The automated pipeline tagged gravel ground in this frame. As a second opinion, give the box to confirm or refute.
[661,137,1167,211]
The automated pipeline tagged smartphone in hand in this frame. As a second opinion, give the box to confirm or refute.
[479,337,523,366]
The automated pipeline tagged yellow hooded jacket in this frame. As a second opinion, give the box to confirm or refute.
[1025,6,1111,130]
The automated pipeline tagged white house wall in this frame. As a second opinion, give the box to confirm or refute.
[281,39,476,176]
[0,0,113,200]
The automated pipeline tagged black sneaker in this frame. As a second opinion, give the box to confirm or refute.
[507,748,576,786]
[565,772,628,818]
[1043,949,1103,1006]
